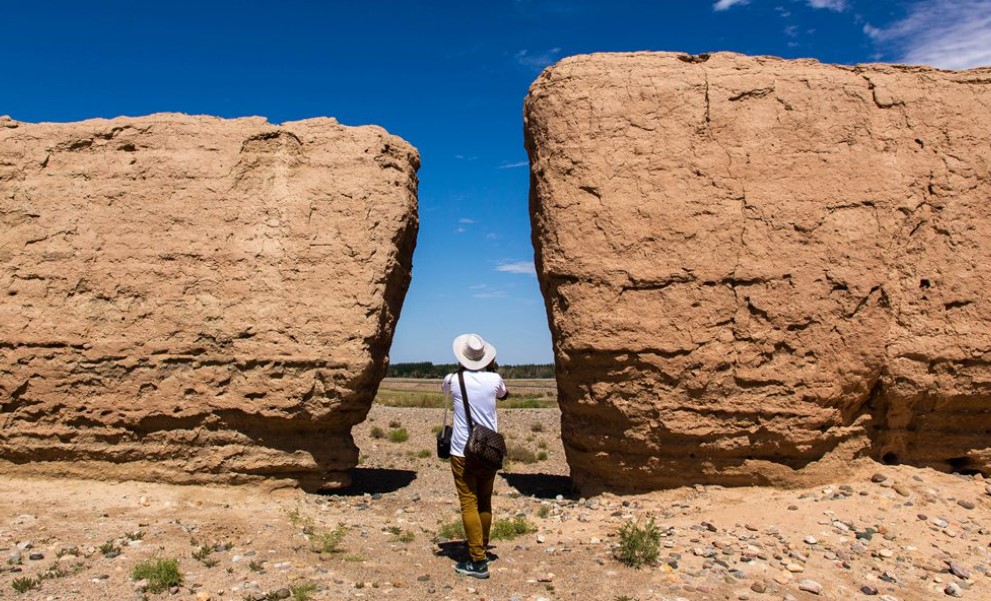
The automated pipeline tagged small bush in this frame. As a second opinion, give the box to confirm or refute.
[530,422,545,433]
[437,519,465,540]
[506,443,537,464]
[537,440,548,449]
[490,516,537,541]
[416,449,431,458]
[99,540,121,557]
[131,557,183,593]
[125,530,146,541]
[290,582,318,601]
[537,451,549,461]
[430,425,443,434]
[536,505,551,519]
[312,524,348,554]
[248,559,265,572]
[287,507,315,535]
[370,426,386,439]
[387,428,409,443]
[616,518,660,569]
[388,419,402,428]
[11,577,38,594]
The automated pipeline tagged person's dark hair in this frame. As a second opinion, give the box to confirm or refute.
[485,360,499,372]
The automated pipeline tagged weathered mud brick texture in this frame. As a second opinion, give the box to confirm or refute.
[0,113,418,490]
[525,52,991,493]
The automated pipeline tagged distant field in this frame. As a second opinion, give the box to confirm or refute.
[375,377,558,408]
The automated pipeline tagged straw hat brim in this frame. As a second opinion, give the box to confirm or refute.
[451,333,497,371]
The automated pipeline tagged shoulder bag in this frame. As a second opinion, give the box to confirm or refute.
[459,371,506,471]
[436,380,453,458]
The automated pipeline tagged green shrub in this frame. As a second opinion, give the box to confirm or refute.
[370,426,386,439]
[248,559,265,572]
[11,577,38,594]
[616,519,660,569]
[290,582,318,601]
[416,449,431,458]
[536,505,551,519]
[387,428,409,443]
[131,557,183,593]
[312,524,348,554]
[99,540,121,557]
[490,516,537,540]
[506,443,537,464]
[437,519,465,540]
[537,451,549,461]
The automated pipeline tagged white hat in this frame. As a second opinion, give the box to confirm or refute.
[452,333,497,371]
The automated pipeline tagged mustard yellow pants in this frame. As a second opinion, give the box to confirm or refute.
[450,455,496,562]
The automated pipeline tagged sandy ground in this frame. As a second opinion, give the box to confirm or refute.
[2,403,990,601]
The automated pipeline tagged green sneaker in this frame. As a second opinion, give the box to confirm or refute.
[454,559,489,579]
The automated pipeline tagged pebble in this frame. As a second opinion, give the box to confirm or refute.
[878,549,894,558]
[274,589,291,599]
[861,585,878,595]
[28,552,44,561]
[894,485,911,497]
[803,536,817,545]
[750,581,767,593]
[932,518,950,528]
[957,499,975,510]
[786,563,805,573]
[871,473,887,483]
[798,579,823,595]
[195,593,211,601]
[945,582,963,597]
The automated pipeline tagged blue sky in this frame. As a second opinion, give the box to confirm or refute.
[2,1,989,364]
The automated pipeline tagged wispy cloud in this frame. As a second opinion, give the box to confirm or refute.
[496,260,537,276]
[498,160,529,169]
[515,48,562,71]
[806,0,847,10]
[454,154,478,161]
[473,290,509,300]
[865,0,991,69]
[713,0,748,11]
[459,218,476,224]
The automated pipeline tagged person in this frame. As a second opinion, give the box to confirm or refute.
[442,333,508,579]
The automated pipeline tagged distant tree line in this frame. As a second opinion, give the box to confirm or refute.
[387,362,555,379]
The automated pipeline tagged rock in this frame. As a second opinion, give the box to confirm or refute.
[798,580,823,595]
[195,593,211,601]
[786,563,805,573]
[525,51,991,492]
[28,552,44,561]
[750,581,766,593]
[0,114,419,491]
[861,585,878,595]
[985,485,991,496]
[957,499,976,510]
[803,536,817,545]
[274,589,291,599]
[894,485,911,497]
[871,474,888,483]
[948,561,971,579]
[945,582,963,597]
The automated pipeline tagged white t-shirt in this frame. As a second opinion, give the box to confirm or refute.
[442,370,508,458]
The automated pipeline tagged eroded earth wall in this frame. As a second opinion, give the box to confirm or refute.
[0,113,418,490]
[525,52,991,493]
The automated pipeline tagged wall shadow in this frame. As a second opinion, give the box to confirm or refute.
[320,467,417,496]
[500,472,575,499]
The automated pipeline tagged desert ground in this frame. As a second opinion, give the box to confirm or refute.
[2,379,990,601]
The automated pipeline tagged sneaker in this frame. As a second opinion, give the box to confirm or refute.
[454,559,489,579]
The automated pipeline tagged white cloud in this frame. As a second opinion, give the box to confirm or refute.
[806,0,846,10]
[713,0,749,11]
[473,290,509,300]
[459,218,476,224]
[515,48,562,71]
[865,0,991,69]
[496,260,537,275]
[498,160,529,169]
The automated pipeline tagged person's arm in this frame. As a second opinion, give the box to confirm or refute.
[496,376,508,400]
